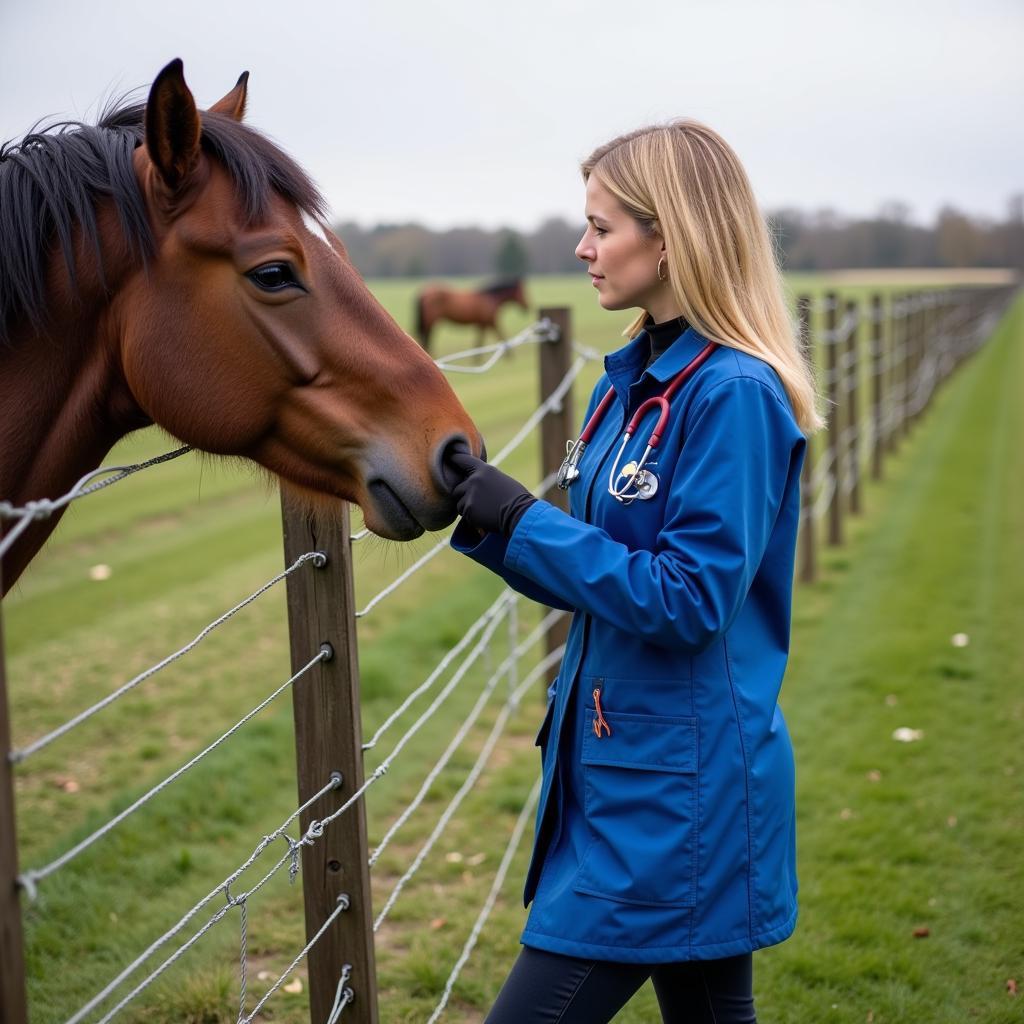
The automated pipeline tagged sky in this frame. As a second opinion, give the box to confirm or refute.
[1,0,1021,232]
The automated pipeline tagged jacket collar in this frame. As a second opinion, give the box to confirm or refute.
[603,323,712,407]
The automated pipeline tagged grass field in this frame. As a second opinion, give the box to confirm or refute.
[4,272,1021,1023]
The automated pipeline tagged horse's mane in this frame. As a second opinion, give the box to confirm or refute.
[0,95,326,345]
[478,278,521,297]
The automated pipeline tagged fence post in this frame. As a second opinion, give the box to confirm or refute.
[892,292,909,444]
[870,294,885,481]
[0,567,29,1024]
[845,298,862,516]
[825,292,843,547]
[281,497,378,1024]
[796,295,816,584]
[908,293,923,429]
[537,307,574,675]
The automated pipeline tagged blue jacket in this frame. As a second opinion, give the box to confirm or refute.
[452,325,806,962]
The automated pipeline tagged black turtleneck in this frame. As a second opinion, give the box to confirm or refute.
[645,316,689,367]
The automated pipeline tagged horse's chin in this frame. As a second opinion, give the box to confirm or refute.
[364,479,427,541]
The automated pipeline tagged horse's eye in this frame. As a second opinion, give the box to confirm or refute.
[246,262,304,292]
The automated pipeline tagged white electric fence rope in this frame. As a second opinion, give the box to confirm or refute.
[326,963,354,1024]
[426,775,544,1024]
[433,319,558,374]
[0,445,193,560]
[312,603,515,838]
[64,773,340,1024]
[368,608,564,870]
[19,649,329,897]
[239,894,351,1024]
[362,592,512,752]
[9,551,325,764]
[374,645,565,932]
[489,355,590,467]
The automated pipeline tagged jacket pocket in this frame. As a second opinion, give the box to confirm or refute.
[574,707,698,907]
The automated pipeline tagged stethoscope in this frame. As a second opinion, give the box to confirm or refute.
[557,341,717,505]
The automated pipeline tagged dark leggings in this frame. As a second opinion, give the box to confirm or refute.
[485,946,756,1024]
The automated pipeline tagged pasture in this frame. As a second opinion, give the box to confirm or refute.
[4,272,1021,1023]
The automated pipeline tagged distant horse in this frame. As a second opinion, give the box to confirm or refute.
[0,60,480,594]
[415,278,528,355]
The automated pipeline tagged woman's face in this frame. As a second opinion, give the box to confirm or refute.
[575,176,668,315]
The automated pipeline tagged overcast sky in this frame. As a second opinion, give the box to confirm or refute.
[2,0,1021,231]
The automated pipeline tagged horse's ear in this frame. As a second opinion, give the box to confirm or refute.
[144,58,201,195]
[208,71,249,122]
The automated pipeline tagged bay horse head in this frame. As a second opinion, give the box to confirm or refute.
[0,60,480,592]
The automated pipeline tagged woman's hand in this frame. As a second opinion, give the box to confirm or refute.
[446,452,536,537]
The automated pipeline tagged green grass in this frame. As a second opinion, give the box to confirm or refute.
[3,273,1021,1023]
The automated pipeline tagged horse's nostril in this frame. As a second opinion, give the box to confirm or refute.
[436,434,471,495]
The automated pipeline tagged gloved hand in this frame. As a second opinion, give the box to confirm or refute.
[447,452,536,537]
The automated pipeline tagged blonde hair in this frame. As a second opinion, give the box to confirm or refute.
[582,120,824,433]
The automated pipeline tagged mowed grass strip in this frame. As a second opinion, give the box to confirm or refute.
[3,276,1019,1022]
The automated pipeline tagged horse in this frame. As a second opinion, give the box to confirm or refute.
[414,278,528,355]
[0,59,481,595]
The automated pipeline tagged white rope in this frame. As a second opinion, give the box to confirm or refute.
[354,533,453,618]
[312,603,515,836]
[239,895,351,1024]
[326,963,354,1024]
[0,446,193,560]
[433,319,558,374]
[20,649,328,893]
[373,645,564,931]
[362,592,513,752]
[9,551,325,764]
[369,608,563,869]
[489,356,588,467]
[64,774,340,1024]
[425,775,543,1024]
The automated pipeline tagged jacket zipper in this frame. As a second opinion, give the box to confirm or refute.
[592,681,611,738]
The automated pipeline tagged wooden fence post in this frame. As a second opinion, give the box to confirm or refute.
[845,298,862,516]
[825,292,843,547]
[281,498,378,1024]
[871,294,885,481]
[908,293,923,429]
[0,564,29,1024]
[796,295,816,584]
[537,307,574,674]
[898,292,913,443]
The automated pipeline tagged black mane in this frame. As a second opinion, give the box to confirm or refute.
[478,277,521,297]
[0,96,326,344]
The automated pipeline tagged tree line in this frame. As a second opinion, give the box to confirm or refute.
[334,195,1024,279]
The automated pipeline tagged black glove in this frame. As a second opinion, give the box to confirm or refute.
[447,452,536,537]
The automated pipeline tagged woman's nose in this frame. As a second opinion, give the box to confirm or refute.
[575,235,593,262]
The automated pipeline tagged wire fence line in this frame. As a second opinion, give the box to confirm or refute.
[425,773,544,1024]
[8,551,325,764]
[63,773,342,1024]
[368,608,564,871]
[432,318,558,374]
[373,642,565,933]
[18,648,329,897]
[0,447,194,562]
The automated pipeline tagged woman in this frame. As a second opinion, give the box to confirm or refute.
[445,120,822,1023]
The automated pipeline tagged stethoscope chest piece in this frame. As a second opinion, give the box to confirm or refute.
[617,461,659,500]
[632,469,659,500]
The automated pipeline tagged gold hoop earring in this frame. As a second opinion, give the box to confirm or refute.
[657,256,667,282]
